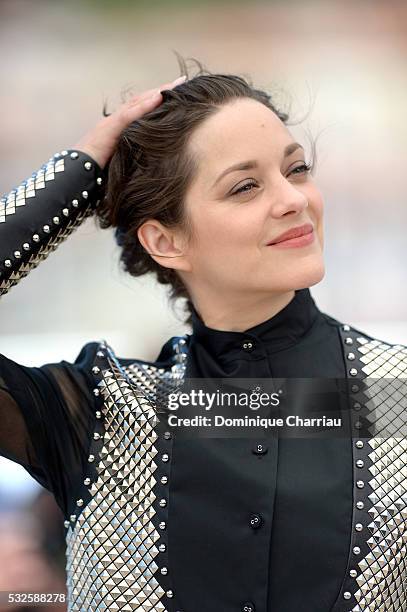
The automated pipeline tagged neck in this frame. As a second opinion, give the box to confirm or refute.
[190,288,296,332]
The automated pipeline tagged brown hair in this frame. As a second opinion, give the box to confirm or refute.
[95,55,316,326]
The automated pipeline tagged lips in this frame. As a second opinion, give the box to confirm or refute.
[267,223,314,245]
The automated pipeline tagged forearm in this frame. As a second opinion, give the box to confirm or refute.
[0,149,104,297]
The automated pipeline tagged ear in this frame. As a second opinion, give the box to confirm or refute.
[137,219,192,272]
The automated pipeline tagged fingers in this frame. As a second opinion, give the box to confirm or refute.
[118,75,187,127]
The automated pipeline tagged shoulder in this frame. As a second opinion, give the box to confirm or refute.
[321,313,407,377]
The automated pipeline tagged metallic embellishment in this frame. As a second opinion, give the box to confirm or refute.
[345,337,353,345]
[92,388,100,396]
[96,177,103,185]
[65,339,187,611]
[353,402,361,411]
[83,478,91,486]
[162,453,169,462]
[32,234,40,242]
[22,243,30,250]
[95,411,101,419]
[4,260,11,268]
[43,225,50,233]
[342,324,350,331]
[166,590,174,598]
[64,520,70,528]
[76,499,83,507]
[81,190,88,199]
[347,352,355,360]
[343,592,352,600]
[349,570,357,578]
[70,152,79,159]
[84,162,92,170]
[52,216,60,225]
[351,384,359,392]
[355,523,363,532]
[14,250,21,258]
[62,208,69,216]
[72,199,79,207]
[353,546,361,555]
[349,368,358,376]
[93,432,100,440]
[87,454,95,462]
[347,334,407,611]
[91,366,100,374]
[356,460,364,468]
[356,480,364,489]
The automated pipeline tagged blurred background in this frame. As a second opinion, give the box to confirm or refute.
[0,0,406,608]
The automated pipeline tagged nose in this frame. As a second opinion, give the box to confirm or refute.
[267,177,309,218]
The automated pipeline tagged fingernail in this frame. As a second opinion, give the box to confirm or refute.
[172,75,187,86]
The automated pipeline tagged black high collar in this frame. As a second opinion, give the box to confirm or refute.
[189,288,321,358]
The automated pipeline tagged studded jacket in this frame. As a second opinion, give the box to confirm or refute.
[0,150,406,612]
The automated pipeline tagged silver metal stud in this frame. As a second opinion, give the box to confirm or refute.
[22,243,30,251]
[164,431,172,440]
[95,411,102,419]
[161,476,168,484]
[356,501,364,510]
[14,251,21,258]
[96,177,103,185]
[4,260,12,267]
[70,152,79,159]
[343,592,351,600]
[72,199,79,207]
[93,388,100,396]
[82,190,88,199]
[84,478,91,486]
[158,543,166,552]
[96,350,105,358]
[353,546,361,554]
[33,234,40,242]
[160,567,168,575]
[355,440,364,449]
[356,480,364,488]
[349,569,357,578]
[347,352,355,360]
[356,460,364,468]
[342,324,350,331]
[62,208,69,216]
[84,162,92,170]
[52,216,60,225]
[92,366,100,374]
[61,150,68,156]
[64,520,70,528]
[349,368,358,376]
[76,499,83,507]
[159,521,166,529]
[345,337,353,345]
[166,590,174,598]
[43,225,50,233]
[93,432,101,440]
[353,402,361,411]
[355,523,363,531]
[162,454,169,462]
[88,454,95,462]
[159,499,167,507]
[70,514,76,522]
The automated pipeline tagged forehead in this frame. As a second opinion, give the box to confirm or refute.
[187,98,291,166]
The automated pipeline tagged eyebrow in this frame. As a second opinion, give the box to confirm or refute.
[212,142,304,188]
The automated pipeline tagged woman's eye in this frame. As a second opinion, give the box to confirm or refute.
[230,181,258,196]
[230,163,312,197]
[290,162,312,175]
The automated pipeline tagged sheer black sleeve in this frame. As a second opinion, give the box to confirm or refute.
[0,343,100,513]
[0,149,106,514]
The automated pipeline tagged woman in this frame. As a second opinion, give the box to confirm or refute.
[0,60,405,612]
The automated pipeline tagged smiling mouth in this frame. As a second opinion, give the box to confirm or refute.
[267,227,315,249]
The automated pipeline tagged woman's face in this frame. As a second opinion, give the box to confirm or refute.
[179,98,325,300]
